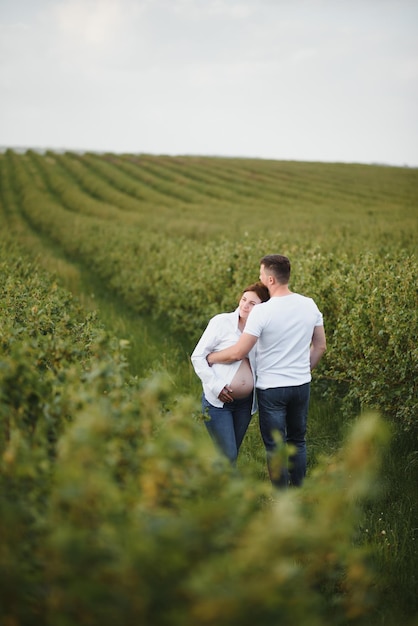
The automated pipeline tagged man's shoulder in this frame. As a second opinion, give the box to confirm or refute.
[293,292,317,305]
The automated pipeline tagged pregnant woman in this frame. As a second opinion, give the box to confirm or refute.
[191,282,270,463]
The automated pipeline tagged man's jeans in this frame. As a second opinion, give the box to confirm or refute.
[257,383,310,488]
[202,394,253,463]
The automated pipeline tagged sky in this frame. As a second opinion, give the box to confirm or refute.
[1,0,417,166]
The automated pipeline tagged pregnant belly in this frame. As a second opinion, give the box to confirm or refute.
[230,358,254,399]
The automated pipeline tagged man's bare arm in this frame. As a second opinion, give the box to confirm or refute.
[207,333,258,365]
[310,325,326,370]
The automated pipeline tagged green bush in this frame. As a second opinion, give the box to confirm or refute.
[145,237,417,432]
[0,248,396,625]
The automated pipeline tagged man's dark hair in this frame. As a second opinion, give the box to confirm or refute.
[260,254,291,284]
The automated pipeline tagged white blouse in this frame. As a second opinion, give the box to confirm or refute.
[191,308,258,411]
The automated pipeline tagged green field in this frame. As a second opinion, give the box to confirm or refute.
[0,149,417,625]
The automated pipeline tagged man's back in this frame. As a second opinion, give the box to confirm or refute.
[244,293,323,388]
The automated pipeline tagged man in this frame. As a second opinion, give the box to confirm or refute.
[207,254,326,487]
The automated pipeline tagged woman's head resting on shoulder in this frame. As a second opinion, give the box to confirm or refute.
[241,281,270,303]
[238,281,270,321]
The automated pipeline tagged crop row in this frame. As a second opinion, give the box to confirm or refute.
[0,150,416,431]
[2,149,417,246]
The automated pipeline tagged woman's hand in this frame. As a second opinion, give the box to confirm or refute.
[218,385,233,403]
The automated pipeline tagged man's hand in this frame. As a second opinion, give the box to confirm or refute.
[310,325,327,370]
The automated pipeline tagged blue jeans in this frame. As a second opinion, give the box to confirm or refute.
[202,394,253,463]
[257,383,310,488]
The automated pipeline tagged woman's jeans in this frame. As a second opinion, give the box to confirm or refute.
[202,394,253,463]
[257,383,310,488]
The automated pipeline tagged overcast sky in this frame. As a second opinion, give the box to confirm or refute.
[1,0,417,166]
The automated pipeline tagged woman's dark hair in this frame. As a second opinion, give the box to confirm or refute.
[241,281,270,302]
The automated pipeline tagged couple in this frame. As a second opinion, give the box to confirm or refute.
[191,254,326,488]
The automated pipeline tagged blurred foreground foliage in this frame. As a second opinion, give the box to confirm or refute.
[0,250,396,626]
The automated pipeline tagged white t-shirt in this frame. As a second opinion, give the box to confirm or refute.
[191,308,258,410]
[244,293,323,388]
